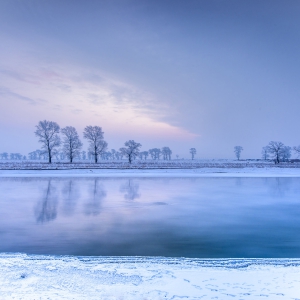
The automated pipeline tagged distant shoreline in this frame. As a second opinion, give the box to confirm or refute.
[1,167,300,177]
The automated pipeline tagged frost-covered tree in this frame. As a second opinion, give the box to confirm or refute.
[83,126,107,163]
[16,153,22,160]
[61,126,83,163]
[294,146,300,158]
[111,149,116,160]
[114,151,121,160]
[53,150,60,161]
[36,150,43,160]
[120,140,141,164]
[88,152,92,161]
[28,151,36,160]
[261,146,269,160]
[266,141,285,164]
[138,151,149,160]
[35,120,61,163]
[143,151,149,160]
[0,152,8,160]
[29,150,44,160]
[280,146,292,162]
[162,147,172,160]
[190,148,196,160]
[234,146,243,160]
[59,152,65,160]
[102,151,112,160]
[149,149,155,159]
[149,148,161,160]
[81,151,87,160]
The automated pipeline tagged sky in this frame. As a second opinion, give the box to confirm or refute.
[0,0,300,159]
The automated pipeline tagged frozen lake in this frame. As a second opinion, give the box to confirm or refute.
[1,177,300,258]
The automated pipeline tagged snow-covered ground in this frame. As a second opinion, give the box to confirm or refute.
[1,167,300,177]
[1,159,300,171]
[0,254,300,300]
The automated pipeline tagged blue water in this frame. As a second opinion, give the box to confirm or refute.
[0,177,299,258]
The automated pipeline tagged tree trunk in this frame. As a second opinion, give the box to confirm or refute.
[48,149,51,163]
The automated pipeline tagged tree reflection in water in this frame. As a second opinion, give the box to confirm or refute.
[84,179,106,216]
[35,180,58,223]
[62,180,79,216]
[120,179,140,200]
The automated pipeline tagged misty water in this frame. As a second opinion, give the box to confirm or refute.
[0,177,300,258]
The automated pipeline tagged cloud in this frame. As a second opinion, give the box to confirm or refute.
[0,68,40,85]
[56,84,72,92]
[0,87,43,105]
[71,109,82,114]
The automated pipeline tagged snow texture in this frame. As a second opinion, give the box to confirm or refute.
[0,254,300,299]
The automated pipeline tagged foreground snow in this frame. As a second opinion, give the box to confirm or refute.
[0,167,300,177]
[0,254,299,299]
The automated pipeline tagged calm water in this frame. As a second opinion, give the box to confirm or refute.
[0,177,300,258]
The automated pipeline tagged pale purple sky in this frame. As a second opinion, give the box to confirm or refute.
[1,0,300,158]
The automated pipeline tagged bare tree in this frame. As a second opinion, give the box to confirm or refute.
[61,126,83,163]
[83,126,107,163]
[190,148,196,160]
[139,151,149,160]
[234,146,243,160]
[266,141,285,164]
[111,149,116,160]
[35,120,61,163]
[162,147,172,160]
[120,140,141,163]
[281,146,292,162]
[0,152,8,160]
[81,151,87,160]
[149,148,155,159]
[143,151,149,160]
[149,148,161,160]
[261,146,269,160]
[115,151,121,160]
[294,146,300,158]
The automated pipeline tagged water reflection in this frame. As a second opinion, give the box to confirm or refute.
[267,177,291,197]
[35,180,58,223]
[0,177,300,257]
[84,179,106,216]
[62,180,79,217]
[120,179,140,200]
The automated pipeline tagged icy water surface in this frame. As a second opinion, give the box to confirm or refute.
[0,177,300,257]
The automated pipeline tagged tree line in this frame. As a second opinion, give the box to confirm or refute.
[234,141,299,163]
[4,120,298,164]
[32,120,178,164]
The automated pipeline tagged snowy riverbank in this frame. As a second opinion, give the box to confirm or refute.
[1,167,300,177]
[0,254,299,300]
